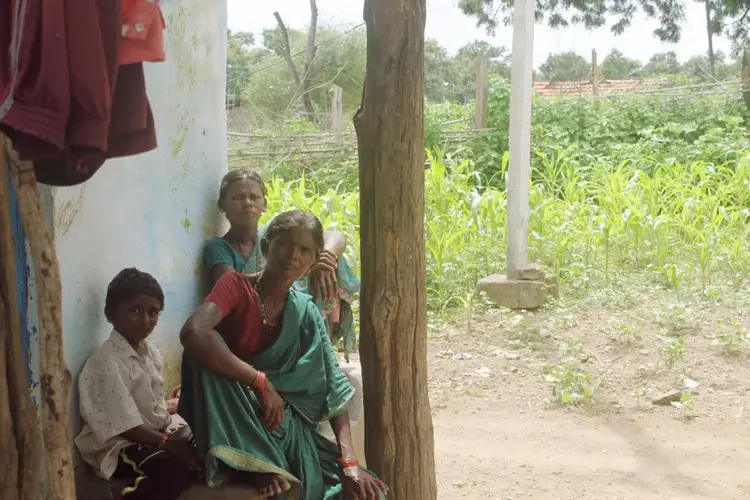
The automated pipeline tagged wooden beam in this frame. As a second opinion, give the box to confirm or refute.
[6,143,75,500]
[591,49,599,96]
[506,0,535,278]
[474,57,489,129]
[0,135,44,500]
[354,0,437,497]
[330,85,344,134]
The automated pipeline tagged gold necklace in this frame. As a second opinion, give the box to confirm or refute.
[255,273,277,329]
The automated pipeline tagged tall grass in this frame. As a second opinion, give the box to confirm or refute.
[263,146,750,312]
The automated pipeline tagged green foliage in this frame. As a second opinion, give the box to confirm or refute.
[261,92,750,315]
[600,49,642,79]
[457,0,685,42]
[545,338,600,406]
[539,52,590,82]
[422,39,511,103]
[660,335,686,369]
[227,26,367,128]
[641,51,681,76]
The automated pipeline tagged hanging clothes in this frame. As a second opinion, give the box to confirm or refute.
[121,0,167,66]
[0,0,29,121]
[0,0,163,187]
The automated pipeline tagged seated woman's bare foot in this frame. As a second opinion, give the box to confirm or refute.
[256,473,290,498]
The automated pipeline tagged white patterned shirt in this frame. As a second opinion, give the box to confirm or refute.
[74,329,170,479]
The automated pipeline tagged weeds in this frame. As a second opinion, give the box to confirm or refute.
[716,329,748,355]
[659,335,686,369]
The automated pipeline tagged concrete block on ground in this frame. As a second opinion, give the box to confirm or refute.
[477,273,558,309]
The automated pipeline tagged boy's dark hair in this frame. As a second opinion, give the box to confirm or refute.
[104,268,165,320]
[261,210,324,257]
[218,167,267,212]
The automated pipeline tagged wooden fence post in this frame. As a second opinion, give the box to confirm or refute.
[475,57,489,129]
[330,85,344,134]
[742,50,750,113]
[591,49,599,96]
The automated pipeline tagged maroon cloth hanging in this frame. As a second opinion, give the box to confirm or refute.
[0,0,158,187]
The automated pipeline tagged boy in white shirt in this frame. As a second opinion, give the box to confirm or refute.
[75,268,201,499]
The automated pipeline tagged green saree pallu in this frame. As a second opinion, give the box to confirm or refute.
[179,290,378,499]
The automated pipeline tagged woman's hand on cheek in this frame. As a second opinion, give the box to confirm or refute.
[311,250,339,301]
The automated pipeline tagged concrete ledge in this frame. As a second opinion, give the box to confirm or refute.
[477,273,559,309]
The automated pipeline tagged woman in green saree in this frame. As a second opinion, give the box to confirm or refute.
[202,168,359,357]
[179,210,385,499]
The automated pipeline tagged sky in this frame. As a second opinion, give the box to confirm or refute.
[227,0,732,69]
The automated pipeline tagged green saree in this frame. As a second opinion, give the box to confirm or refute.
[179,289,365,499]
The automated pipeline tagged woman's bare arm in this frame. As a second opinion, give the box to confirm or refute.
[330,411,357,461]
[180,302,259,387]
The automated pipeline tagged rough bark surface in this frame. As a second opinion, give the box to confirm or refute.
[7,144,76,500]
[354,0,437,498]
[0,134,21,500]
[0,137,44,499]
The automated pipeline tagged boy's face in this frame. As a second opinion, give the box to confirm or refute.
[109,294,161,345]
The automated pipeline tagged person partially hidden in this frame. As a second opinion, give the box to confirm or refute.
[75,268,202,499]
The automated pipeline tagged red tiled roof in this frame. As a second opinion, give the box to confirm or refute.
[533,78,672,98]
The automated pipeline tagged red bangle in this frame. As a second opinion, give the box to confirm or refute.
[251,372,268,406]
[338,457,359,468]
[157,432,171,450]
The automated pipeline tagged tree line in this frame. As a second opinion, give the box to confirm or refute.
[228,0,746,128]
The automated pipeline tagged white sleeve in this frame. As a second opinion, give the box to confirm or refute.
[77,351,144,444]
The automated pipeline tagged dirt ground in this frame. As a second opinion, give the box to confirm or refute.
[427,275,750,499]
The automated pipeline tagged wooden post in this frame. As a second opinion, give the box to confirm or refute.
[354,0,437,497]
[0,134,44,500]
[742,49,750,113]
[5,142,76,500]
[330,85,344,134]
[591,49,599,96]
[475,57,489,129]
[506,0,535,279]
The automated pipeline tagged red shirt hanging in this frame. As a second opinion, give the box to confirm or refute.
[0,0,162,187]
[121,0,166,65]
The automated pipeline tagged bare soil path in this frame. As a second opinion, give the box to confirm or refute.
[428,277,750,499]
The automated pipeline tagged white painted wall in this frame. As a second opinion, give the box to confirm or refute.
[40,1,228,443]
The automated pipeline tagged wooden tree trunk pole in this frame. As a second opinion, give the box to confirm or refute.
[474,57,489,129]
[330,85,344,134]
[506,0,535,278]
[704,0,715,78]
[354,0,437,497]
[0,135,44,499]
[0,134,21,500]
[742,50,750,113]
[591,49,599,96]
[6,142,76,500]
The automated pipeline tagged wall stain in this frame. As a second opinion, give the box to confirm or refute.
[181,211,192,233]
[54,187,86,237]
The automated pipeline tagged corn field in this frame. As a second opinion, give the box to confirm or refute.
[259,86,750,313]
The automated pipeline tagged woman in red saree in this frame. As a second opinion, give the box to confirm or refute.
[178,211,385,499]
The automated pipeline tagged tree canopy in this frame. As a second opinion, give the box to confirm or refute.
[600,49,642,79]
[457,0,685,42]
[538,52,590,82]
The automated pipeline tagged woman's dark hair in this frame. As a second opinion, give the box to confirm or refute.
[105,268,165,320]
[261,210,324,257]
[217,168,267,211]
